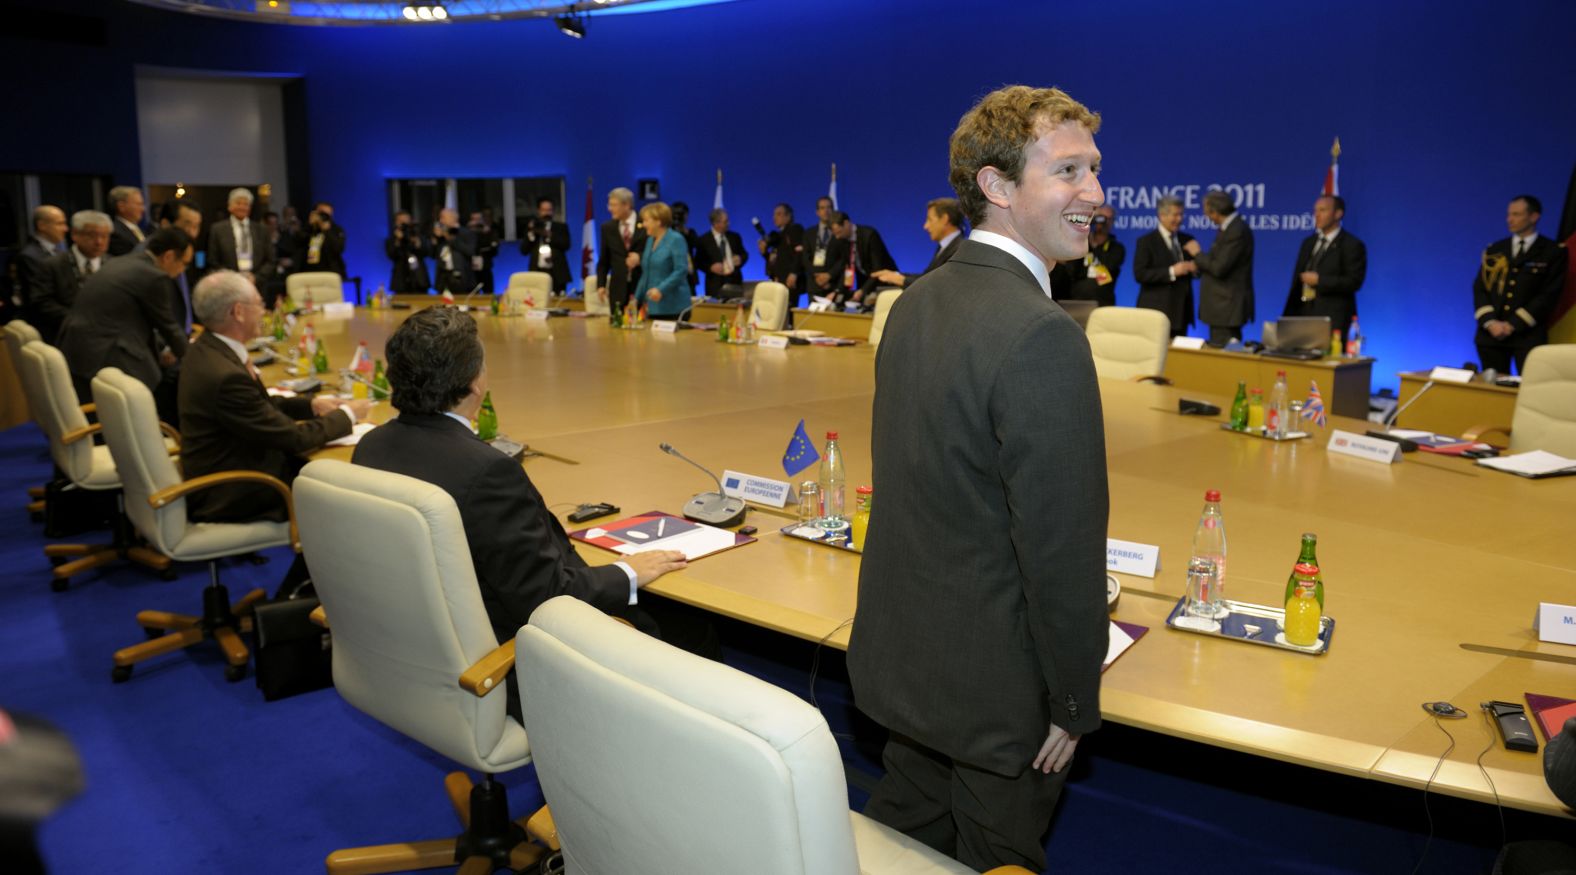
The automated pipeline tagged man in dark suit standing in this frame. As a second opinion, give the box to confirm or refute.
[849,85,1110,874]
[1474,194,1567,374]
[828,211,897,307]
[302,206,347,279]
[693,208,750,299]
[521,196,572,293]
[12,205,67,318]
[1190,190,1254,346]
[1281,195,1366,347]
[353,307,690,716]
[802,196,845,299]
[206,188,275,285]
[178,270,368,525]
[431,208,478,295]
[385,211,430,295]
[1132,195,1197,336]
[871,197,966,290]
[106,186,147,257]
[28,210,110,344]
[757,203,804,292]
[56,228,192,421]
[596,187,647,316]
[1050,204,1124,307]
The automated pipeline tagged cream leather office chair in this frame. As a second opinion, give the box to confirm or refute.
[286,271,346,308]
[868,289,903,350]
[19,342,173,589]
[1465,345,1576,456]
[505,271,552,310]
[517,596,1035,875]
[294,459,551,875]
[751,281,790,331]
[93,368,287,683]
[5,320,48,515]
[582,276,609,316]
[1084,306,1171,382]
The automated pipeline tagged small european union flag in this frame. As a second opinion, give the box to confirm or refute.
[724,477,741,490]
[781,418,820,478]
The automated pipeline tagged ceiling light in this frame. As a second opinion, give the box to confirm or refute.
[416,6,432,18]
[432,6,446,18]
[403,3,447,21]
[402,6,417,18]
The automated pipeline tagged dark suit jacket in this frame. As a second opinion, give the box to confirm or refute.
[1281,229,1367,333]
[848,239,1110,776]
[899,233,963,286]
[302,223,347,278]
[1050,236,1126,307]
[108,219,145,257]
[693,229,750,297]
[56,253,187,390]
[846,225,897,291]
[177,332,351,523]
[1194,215,1255,327]
[1473,234,1567,348]
[763,222,804,286]
[27,251,88,343]
[206,217,276,279]
[1132,229,1196,332]
[385,229,431,295]
[431,226,478,293]
[801,222,847,294]
[521,219,572,291]
[352,412,629,646]
[596,219,648,306]
[13,238,60,319]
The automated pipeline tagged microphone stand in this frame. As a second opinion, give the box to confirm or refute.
[659,442,746,526]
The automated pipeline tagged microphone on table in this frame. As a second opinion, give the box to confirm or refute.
[1377,379,1436,440]
[458,283,487,312]
[658,442,746,527]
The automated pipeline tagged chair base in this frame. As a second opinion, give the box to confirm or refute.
[326,772,549,875]
[111,578,266,683]
[44,499,173,590]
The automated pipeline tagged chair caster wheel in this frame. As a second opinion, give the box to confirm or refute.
[50,578,69,592]
[159,568,178,581]
[537,852,565,875]
[112,665,132,683]
[224,664,248,683]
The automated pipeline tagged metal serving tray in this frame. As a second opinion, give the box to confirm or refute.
[1164,595,1334,655]
[779,522,859,554]
[1220,423,1310,441]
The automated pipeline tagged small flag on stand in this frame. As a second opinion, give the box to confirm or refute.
[1322,137,1340,197]
[828,163,838,209]
[1301,380,1328,427]
[347,341,374,374]
[713,168,724,211]
[782,418,820,477]
[582,176,596,283]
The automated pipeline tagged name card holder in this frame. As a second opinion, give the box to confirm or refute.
[1327,429,1401,464]
[758,335,790,349]
[525,309,551,321]
[1170,336,1207,350]
[321,301,355,319]
[652,319,679,333]
[1106,538,1160,578]
[1426,366,1476,384]
[1535,603,1576,646]
[721,470,792,508]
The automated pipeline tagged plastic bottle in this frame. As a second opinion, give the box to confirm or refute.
[296,337,311,373]
[849,486,873,551]
[1247,388,1266,431]
[1283,533,1325,608]
[816,431,847,530]
[1328,329,1341,358]
[1345,318,1363,358]
[477,391,498,441]
[1267,370,1289,438]
[1229,380,1248,430]
[1189,489,1228,617]
[1283,563,1323,647]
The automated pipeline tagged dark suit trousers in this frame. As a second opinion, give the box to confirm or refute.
[1477,339,1540,375]
[864,732,1066,872]
[1207,325,1240,347]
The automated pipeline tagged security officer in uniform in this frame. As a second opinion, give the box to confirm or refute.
[1473,195,1567,374]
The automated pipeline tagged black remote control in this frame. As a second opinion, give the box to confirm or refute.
[568,503,619,524]
[1484,701,1538,752]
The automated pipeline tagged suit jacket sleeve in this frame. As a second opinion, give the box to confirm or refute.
[1316,236,1366,299]
[1132,236,1173,285]
[867,229,896,273]
[1472,249,1496,328]
[1103,239,1126,282]
[596,223,612,287]
[29,257,72,323]
[141,273,189,360]
[1194,223,1246,278]
[463,453,629,633]
[1524,242,1569,329]
[211,370,352,453]
[206,223,226,271]
[551,222,571,257]
[990,312,1110,735]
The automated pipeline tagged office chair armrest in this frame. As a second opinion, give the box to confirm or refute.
[80,402,96,415]
[983,867,1037,875]
[1131,374,1172,385]
[309,605,328,628]
[158,422,182,451]
[1462,423,1511,447]
[525,806,560,851]
[149,471,299,551]
[61,422,102,445]
[458,638,516,698]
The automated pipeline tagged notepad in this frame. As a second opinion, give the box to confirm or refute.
[1103,621,1148,672]
[325,422,377,447]
[570,510,756,561]
[1526,693,1576,741]
[1477,450,1576,478]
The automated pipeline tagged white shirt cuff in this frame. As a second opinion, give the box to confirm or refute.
[337,403,357,425]
[613,561,639,605]
[1167,266,1176,281]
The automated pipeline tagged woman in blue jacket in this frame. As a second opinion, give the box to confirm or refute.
[635,202,692,320]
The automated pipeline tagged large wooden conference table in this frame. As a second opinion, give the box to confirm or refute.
[288,300,1576,820]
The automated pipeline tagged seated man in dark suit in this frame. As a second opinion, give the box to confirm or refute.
[56,227,193,422]
[27,210,110,344]
[353,308,698,715]
[827,211,898,308]
[870,197,966,291]
[693,208,750,299]
[178,270,370,524]
[14,205,68,331]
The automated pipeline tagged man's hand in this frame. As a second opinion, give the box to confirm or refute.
[757,238,769,255]
[1032,723,1079,774]
[344,398,374,420]
[648,289,662,302]
[1299,271,1319,286]
[625,550,687,586]
[1172,260,1196,276]
[159,350,177,367]
[786,273,799,290]
[709,264,726,275]
[871,269,904,286]
[625,253,641,270]
[1487,319,1515,340]
[1183,239,1202,257]
[813,272,831,286]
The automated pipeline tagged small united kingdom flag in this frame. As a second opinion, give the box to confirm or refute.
[1300,380,1328,428]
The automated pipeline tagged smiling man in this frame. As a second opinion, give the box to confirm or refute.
[849,85,1110,872]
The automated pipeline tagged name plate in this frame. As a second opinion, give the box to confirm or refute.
[321,301,354,319]
[651,319,678,333]
[1535,603,1576,646]
[721,469,791,508]
[758,335,790,349]
[1106,538,1160,578]
[525,309,551,321]
[1327,429,1401,464]
[1427,366,1475,384]
[1170,336,1207,350]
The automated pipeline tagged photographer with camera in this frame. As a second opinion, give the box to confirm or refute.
[303,204,347,279]
[385,210,431,295]
[520,196,571,293]
[430,208,477,295]
[468,210,502,295]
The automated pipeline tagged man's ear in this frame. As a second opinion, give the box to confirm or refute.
[977,166,1013,211]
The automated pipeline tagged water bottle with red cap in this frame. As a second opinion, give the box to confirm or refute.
[1187,489,1228,618]
[816,431,846,530]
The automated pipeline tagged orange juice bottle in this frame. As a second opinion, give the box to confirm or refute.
[1246,389,1266,431]
[849,486,873,551]
[1283,562,1322,646]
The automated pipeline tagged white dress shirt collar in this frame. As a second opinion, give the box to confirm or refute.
[35,235,61,252]
[937,229,961,251]
[444,410,478,433]
[117,216,144,240]
[1513,230,1538,251]
[70,245,100,275]
[214,332,250,365]
[968,229,1052,299]
[1218,212,1238,232]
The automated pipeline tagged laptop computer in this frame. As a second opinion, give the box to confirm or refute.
[1262,316,1331,360]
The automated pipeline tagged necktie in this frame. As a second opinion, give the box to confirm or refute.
[819,225,830,248]
[1308,237,1327,269]
[1514,239,1525,259]
[846,237,859,290]
[85,259,96,276]
[622,222,632,251]
[238,220,251,256]
[720,234,733,274]
[1169,233,1183,262]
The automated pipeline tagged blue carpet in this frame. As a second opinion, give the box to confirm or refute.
[1,421,1565,873]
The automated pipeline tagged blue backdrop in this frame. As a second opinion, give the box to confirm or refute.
[4,0,1575,390]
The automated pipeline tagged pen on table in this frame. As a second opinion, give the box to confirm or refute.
[657,518,666,537]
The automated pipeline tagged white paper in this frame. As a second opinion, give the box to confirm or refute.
[1170,336,1207,350]
[1426,365,1475,384]
[1106,538,1160,578]
[1386,429,1436,440]
[1103,621,1136,668]
[325,422,376,447]
[321,301,354,319]
[1535,603,1576,646]
[1477,450,1576,477]
[616,525,736,561]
